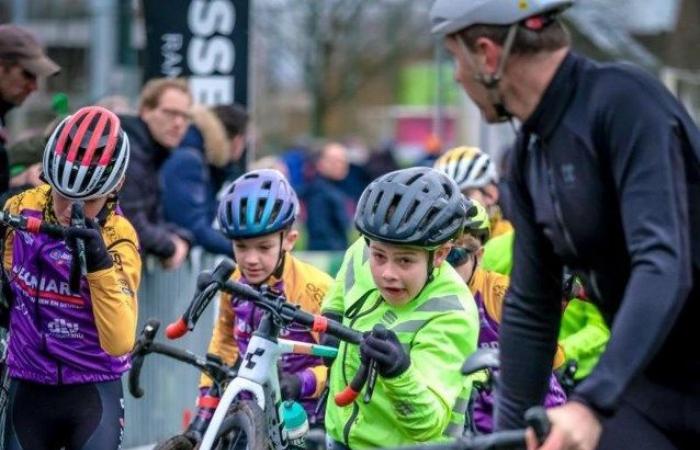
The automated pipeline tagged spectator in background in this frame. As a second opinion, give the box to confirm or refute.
[301,141,351,251]
[336,137,371,202]
[250,155,289,178]
[0,24,60,196]
[120,78,192,270]
[416,133,443,167]
[161,103,249,257]
[96,95,134,115]
[365,139,401,181]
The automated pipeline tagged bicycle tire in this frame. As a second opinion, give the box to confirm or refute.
[213,399,269,450]
[152,434,196,450]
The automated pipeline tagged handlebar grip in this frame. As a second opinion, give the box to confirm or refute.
[128,319,161,398]
[525,407,551,444]
[324,318,363,344]
[335,361,369,407]
[165,318,188,340]
[334,385,361,407]
[128,350,146,398]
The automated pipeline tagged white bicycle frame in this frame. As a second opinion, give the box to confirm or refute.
[199,332,337,450]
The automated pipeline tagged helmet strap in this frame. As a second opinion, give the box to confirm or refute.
[458,23,519,123]
[271,230,288,279]
[466,254,479,286]
[414,249,437,299]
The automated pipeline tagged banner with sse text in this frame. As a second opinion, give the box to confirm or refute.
[142,0,249,106]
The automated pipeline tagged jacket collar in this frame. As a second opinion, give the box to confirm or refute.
[521,51,580,142]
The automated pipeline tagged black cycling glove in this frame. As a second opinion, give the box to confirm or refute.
[65,218,112,273]
[279,372,302,400]
[360,326,410,378]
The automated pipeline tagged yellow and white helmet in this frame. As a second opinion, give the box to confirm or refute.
[434,146,498,191]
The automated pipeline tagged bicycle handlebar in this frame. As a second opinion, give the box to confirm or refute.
[1,208,88,293]
[165,260,236,339]
[386,407,550,450]
[129,319,237,399]
[0,210,69,238]
[218,278,364,344]
[216,278,376,406]
[69,203,88,291]
[129,319,160,398]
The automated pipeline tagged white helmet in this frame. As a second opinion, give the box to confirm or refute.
[433,146,498,191]
[43,106,130,201]
[430,0,574,36]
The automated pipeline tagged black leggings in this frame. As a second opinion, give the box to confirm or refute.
[597,376,700,450]
[4,378,124,450]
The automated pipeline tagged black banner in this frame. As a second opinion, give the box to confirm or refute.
[142,0,249,106]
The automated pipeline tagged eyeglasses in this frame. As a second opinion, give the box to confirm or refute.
[159,107,191,122]
[446,246,475,267]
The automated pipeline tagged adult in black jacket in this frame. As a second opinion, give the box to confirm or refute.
[119,78,192,269]
[431,1,700,449]
[0,24,59,196]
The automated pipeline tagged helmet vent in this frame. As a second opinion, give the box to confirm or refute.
[386,194,401,224]
[255,198,267,222]
[269,199,282,224]
[239,197,248,225]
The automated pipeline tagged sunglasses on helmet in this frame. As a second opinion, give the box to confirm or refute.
[446,246,476,267]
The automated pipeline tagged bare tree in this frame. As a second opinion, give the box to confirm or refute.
[254,0,432,137]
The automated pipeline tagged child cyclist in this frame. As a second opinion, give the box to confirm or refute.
[1,106,140,450]
[322,167,479,449]
[189,169,334,437]
[444,199,566,434]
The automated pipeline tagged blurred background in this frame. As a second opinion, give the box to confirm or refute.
[2,0,699,163]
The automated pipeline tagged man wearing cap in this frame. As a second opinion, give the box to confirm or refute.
[430,1,700,449]
[0,24,60,195]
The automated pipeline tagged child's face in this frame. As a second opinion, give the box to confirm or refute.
[51,190,108,226]
[368,240,449,307]
[232,229,297,284]
[449,234,483,284]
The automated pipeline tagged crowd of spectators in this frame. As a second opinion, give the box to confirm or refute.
[0,24,442,259]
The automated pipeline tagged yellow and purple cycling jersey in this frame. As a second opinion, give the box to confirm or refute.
[468,268,566,433]
[2,185,140,384]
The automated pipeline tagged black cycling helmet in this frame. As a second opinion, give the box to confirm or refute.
[355,167,466,248]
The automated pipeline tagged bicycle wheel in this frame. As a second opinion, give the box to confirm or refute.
[153,434,196,450]
[213,399,268,450]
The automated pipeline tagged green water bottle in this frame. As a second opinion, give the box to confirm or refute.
[280,400,309,449]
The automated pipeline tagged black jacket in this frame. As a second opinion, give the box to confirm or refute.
[496,52,700,427]
[300,176,350,251]
[0,100,14,196]
[119,115,191,259]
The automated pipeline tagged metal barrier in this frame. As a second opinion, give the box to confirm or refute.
[123,249,344,448]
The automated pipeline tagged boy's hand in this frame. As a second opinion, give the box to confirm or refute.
[360,327,410,378]
[279,372,302,400]
[64,218,112,273]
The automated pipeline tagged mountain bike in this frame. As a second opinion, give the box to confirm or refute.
[130,260,371,450]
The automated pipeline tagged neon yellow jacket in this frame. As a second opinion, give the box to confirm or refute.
[323,238,479,448]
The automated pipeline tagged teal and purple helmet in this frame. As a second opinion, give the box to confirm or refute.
[218,169,299,239]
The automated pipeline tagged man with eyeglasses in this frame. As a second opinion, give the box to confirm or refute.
[119,78,193,270]
[0,24,60,196]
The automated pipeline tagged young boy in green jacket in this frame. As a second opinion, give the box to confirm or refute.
[322,167,479,449]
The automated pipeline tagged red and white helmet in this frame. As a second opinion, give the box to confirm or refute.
[43,106,130,200]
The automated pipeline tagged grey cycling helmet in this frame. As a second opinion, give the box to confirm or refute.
[355,167,466,248]
[430,0,574,37]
